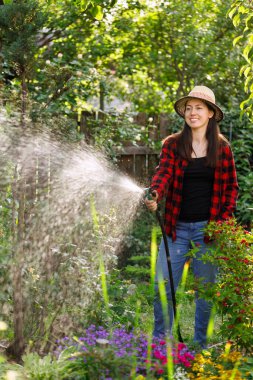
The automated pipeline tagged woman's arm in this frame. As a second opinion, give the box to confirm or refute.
[150,138,176,201]
[220,144,239,219]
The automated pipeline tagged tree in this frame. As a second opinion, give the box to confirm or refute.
[228,0,253,118]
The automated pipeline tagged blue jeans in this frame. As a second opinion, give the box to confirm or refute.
[153,220,216,348]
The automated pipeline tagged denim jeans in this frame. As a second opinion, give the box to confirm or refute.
[153,220,216,348]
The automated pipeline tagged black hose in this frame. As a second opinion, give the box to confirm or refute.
[155,209,184,343]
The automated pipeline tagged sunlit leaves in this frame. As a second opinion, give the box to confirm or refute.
[228,0,253,118]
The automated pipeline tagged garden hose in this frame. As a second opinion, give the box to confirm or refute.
[144,188,184,342]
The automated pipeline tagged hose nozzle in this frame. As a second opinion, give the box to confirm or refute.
[143,187,155,201]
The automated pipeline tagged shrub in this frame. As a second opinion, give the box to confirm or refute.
[200,219,253,353]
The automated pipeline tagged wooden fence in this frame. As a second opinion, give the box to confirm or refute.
[77,110,173,183]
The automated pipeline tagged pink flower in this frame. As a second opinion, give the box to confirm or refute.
[177,342,186,350]
[153,350,163,360]
[159,340,166,346]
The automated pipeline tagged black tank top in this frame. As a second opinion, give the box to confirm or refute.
[179,157,215,222]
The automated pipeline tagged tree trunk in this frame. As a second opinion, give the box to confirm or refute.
[20,72,27,128]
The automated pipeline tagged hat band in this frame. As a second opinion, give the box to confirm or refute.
[188,91,215,104]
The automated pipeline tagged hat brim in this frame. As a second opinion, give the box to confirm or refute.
[174,95,223,122]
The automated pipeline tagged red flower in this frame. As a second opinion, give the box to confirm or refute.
[159,340,166,346]
[240,239,249,246]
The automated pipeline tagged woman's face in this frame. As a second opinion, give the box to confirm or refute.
[184,99,214,131]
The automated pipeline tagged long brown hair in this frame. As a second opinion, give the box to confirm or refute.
[173,103,226,167]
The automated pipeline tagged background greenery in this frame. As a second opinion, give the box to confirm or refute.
[0,0,252,373]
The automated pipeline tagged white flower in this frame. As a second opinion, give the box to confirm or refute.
[6,371,19,380]
[78,54,83,59]
[0,321,7,330]
[46,60,51,65]
[174,367,190,380]
[58,53,63,58]
[127,283,137,295]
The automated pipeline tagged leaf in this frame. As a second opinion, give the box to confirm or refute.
[232,13,241,27]
[227,6,238,20]
[245,13,253,27]
[233,35,243,46]
[239,64,248,76]
[244,66,251,77]
[80,0,91,11]
[91,5,103,21]
[238,5,249,14]
[3,0,13,4]
[58,346,79,362]
[243,44,252,62]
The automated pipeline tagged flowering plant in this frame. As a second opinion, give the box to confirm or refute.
[189,344,253,380]
[55,324,195,379]
[201,219,253,353]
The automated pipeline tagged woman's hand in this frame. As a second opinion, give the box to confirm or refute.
[144,190,158,212]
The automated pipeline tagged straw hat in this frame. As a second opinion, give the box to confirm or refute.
[174,85,223,122]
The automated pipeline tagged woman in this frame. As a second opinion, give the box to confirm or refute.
[145,85,238,348]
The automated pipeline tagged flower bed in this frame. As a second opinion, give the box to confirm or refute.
[55,324,194,379]
[55,325,253,380]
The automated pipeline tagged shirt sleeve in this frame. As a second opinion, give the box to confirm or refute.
[220,144,239,220]
[150,138,175,201]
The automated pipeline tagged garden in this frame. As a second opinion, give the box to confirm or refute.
[0,0,253,379]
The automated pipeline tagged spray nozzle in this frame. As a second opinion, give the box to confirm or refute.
[144,187,156,201]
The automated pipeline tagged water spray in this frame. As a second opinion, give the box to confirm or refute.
[144,188,184,343]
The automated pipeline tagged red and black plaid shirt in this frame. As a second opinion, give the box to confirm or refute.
[151,137,239,241]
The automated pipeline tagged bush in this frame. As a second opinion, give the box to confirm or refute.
[200,219,253,353]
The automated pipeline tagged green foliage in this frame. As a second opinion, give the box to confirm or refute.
[220,110,253,224]
[228,0,253,118]
[201,219,253,353]
[0,0,247,118]
[19,352,60,380]
[124,265,150,281]
[58,347,134,380]
[85,113,159,159]
[87,0,245,113]
[0,0,46,75]
[83,269,153,330]
[118,206,160,268]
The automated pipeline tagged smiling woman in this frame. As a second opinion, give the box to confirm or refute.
[144,85,239,348]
